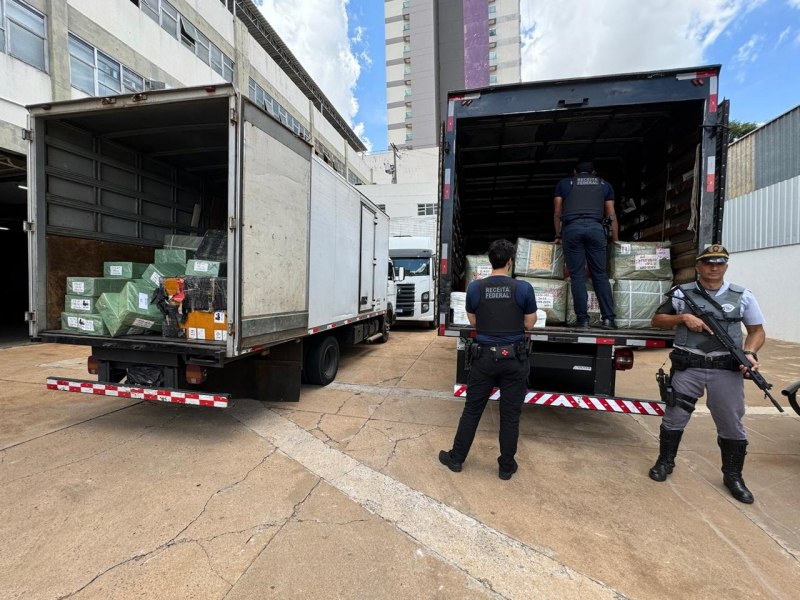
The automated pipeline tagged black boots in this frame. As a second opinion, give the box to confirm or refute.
[649,426,684,482]
[718,438,755,504]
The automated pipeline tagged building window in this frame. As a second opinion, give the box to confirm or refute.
[489,28,497,37]
[160,0,178,37]
[489,51,497,60]
[377,204,386,211]
[179,17,197,51]
[248,78,311,141]
[488,5,497,14]
[68,33,145,96]
[0,0,47,71]
[405,132,414,142]
[489,75,497,84]
[417,203,436,216]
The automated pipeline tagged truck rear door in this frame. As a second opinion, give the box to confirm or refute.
[359,205,377,311]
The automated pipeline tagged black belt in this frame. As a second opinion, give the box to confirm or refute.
[671,349,735,370]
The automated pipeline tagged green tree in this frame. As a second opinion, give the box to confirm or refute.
[728,120,758,143]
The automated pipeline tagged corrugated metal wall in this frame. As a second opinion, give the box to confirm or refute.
[724,104,800,252]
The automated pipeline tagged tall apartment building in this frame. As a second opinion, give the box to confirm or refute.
[0,0,372,340]
[385,0,521,150]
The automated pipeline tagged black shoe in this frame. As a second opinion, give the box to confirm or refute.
[719,438,755,504]
[649,427,683,482]
[439,450,462,473]
[724,474,754,504]
[600,318,617,330]
[499,463,518,480]
[573,320,590,329]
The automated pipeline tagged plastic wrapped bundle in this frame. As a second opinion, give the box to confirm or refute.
[195,230,227,261]
[103,262,149,279]
[66,277,127,297]
[155,248,195,265]
[186,259,227,276]
[61,312,109,336]
[163,234,203,251]
[609,241,672,281]
[514,238,564,279]
[96,281,164,336]
[141,263,185,289]
[184,276,227,312]
[450,291,469,325]
[464,255,493,283]
[566,280,614,327]
[517,277,568,324]
[613,279,673,329]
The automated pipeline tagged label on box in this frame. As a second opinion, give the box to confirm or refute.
[138,293,149,310]
[150,271,162,286]
[656,247,671,259]
[110,265,123,276]
[195,328,207,340]
[80,319,95,332]
[71,298,91,311]
[213,311,225,323]
[188,327,197,339]
[132,318,154,328]
[619,243,631,255]
[194,261,209,272]
[72,281,85,293]
[67,316,79,328]
[634,255,660,271]
[528,245,554,271]
[535,293,554,309]
[476,265,492,279]
[214,330,227,341]
[587,291,600,312]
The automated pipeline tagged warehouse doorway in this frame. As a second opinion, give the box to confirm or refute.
[0,150,29,346]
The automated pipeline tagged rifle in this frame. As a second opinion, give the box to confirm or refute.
[668,285,783,413]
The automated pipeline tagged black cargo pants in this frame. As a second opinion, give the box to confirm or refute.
[450,348,530,473]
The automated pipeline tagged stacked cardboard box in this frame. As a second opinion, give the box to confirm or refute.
[96,281,163,336]
[61,277,128,336]
[514,238,564,279]
[613,280,673,329]
[608,241,673,328]
[517,277,569,324]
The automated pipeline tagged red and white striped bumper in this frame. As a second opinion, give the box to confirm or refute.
[47,377,230,408]
[453,385,664,416]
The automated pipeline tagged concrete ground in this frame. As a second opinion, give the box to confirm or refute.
[1,330,798,599]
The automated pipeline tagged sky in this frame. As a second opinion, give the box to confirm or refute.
[256,1,800,154]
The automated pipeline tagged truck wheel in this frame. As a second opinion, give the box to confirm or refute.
[376,315,391,344]
[305,336,340,385]
[427,320,437,330]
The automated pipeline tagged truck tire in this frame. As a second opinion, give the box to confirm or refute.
[305,335,340,386]
[376,314,391,344]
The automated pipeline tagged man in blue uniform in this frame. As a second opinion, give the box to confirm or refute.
[648,245,766,504]
[439,239,537,480]
[553,161,618,329]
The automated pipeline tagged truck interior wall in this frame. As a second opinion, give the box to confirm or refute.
[38,98,230,331]
[450,100,705,291]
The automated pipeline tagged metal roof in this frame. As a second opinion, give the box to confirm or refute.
[234,0,367,153]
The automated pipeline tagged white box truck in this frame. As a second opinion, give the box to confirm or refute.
[26,84,391,407]
[389,236,437,327]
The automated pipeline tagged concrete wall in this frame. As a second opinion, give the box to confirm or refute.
[725,245,800,343]
[359,182,438,218]
[361,147,439,185]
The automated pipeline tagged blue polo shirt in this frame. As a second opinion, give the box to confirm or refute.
[465,276,537,343]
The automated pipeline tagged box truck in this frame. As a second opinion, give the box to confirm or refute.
[27,85,391,407]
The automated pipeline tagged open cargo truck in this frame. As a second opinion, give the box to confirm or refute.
[438,66,730,416]
[26,85,390,407]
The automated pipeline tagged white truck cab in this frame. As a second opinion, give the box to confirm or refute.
[389,236,436,327]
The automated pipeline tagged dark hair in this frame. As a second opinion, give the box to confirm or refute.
[487,239,515,269]
[575,161,594,174]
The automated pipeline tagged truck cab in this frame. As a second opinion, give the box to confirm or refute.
[389,236,436,327]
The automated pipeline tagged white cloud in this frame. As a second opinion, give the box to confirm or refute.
[776,27,791,47]
[256,0,371,146]
[789,0,800,8]
[520,0,760,82]
[735,34,764,63]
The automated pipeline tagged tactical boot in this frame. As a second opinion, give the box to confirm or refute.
[648,426,684,482]
[718,438,754,504]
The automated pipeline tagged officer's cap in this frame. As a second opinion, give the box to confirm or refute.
[696,244,729,264]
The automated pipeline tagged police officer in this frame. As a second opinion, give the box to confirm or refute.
[439,239,537,480]
[553,161,618,329]
[648,244,766,504]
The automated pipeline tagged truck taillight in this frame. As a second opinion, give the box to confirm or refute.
[614,348,634,371]
[87,356,98,375]
[186,364,207,385]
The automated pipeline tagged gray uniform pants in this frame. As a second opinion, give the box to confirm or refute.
[662,367,747,440]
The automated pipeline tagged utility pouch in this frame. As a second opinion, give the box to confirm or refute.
[656,368,675,407]
[602,216,613,242]
[669,351,690,372]
[488,344,517,361]
[464,340,475,371]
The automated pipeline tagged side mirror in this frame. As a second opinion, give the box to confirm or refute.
[396,267,405,281]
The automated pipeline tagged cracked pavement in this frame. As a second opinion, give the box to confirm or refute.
[0,332,799,599]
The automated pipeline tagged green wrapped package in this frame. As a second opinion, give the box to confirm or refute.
[141,263,185,289]
[97,282,163,336]
[65,295,96,313]
[163,234,203,251]
[517,277,569,324]
[66,277,128,297]
[61,312,109,336]
[566,280,616,326]
[613,279,673,329]
[186,259,227,276]
[155,248,195,265]
[464,255,493,282]
[609,241,673,281]
[514,238,564,279]
[103,262,149,279]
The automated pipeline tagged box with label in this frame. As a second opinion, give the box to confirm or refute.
[163,234,203,251]
[613,279,673,329]
[103,262,149,279]
[96,281,164,336]
[514,238,565,279]
[464,255,493,283]
[566,280,615,326]
[141,263,186,289]
[64,295,97,313]
[186,259,227,277]
[155,248,195,265]
[516,277,568,324]
[609,241,672,281]
[184,276,227,311]
[66,277,128,297]
[184,311,228,342]
[61,312,109,336]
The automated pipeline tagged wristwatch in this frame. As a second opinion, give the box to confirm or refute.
[744,350,758,360]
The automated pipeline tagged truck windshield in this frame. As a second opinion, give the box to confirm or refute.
[393,258,430,276]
